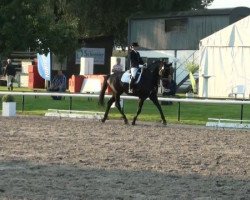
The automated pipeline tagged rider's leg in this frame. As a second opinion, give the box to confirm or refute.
[129,77,135,91]
[129,67,138,92]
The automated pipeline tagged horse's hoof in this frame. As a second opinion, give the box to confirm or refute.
[124,120,128,124]
[162,121,167,125]
[101,118,105,123]
[131,121,136,125]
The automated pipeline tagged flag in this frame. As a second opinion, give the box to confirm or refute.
[189,72,196,93]
[37,53,51,81]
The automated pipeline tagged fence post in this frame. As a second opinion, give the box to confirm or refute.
[69,97,72,113]
[178,102,181,121]
[240,104,244,124]
[22,95,25,112]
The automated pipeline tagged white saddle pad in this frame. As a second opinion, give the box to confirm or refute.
[121,70,130,83]
[121,70,142,84]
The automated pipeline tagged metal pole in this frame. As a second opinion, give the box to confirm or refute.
[22,95,25,112]
[240,104,244,124]
[174,50,177,82]
[69,97,72,113]
[178,102,181,121]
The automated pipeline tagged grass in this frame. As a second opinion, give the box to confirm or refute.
[0,86,250,125]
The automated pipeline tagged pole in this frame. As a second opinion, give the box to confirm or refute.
[240,104,244,124]
[69,97,72,113]
[22,95,25,112]
[174,50,177,82]
[178,102,181,121]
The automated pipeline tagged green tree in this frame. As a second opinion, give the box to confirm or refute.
[71,0,214,48]
[0,0,213,58]
[0,0,79,63]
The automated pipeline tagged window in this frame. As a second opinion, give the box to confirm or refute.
[165,18,188,32]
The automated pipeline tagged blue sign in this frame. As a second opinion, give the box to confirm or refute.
[75,48,105,65]
[37,53,51,81]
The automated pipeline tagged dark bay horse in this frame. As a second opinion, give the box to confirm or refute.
[98,61,171,125]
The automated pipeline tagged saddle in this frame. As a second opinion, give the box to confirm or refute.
[121,68,142,84]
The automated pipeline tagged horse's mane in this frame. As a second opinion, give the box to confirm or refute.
[147,60,161,73]
[145,60,162,87]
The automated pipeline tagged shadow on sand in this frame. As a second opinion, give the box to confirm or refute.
[0,160,249,200]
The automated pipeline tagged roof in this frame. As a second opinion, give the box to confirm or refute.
[130,7,250,20]
[200,15,250,47]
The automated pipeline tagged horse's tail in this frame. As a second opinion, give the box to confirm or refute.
[98,74,110,106]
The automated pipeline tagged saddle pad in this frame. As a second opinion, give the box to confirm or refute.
[121,70,142,84]
[121,70,130,83]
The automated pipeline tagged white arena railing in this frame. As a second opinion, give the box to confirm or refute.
[0,91,249,122]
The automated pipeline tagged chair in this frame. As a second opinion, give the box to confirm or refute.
[231,85,245,99]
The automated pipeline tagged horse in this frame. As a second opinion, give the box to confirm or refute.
[98,61,172,125]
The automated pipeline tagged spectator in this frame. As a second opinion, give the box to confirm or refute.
[112,57,123,73]
[3,59,16,91]
[48,70,66,100]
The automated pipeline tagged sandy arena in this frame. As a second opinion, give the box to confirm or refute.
[0,116,249,200]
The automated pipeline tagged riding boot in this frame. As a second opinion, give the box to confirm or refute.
[129,77,135,93]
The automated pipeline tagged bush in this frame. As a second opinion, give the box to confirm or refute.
[185,61,199,93]
[2,94,15,102]
[185,61,199,74]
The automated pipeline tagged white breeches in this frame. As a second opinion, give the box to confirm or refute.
[130,68,138,78]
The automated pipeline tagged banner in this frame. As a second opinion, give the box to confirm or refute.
[37,52,51,81]
[75,47,105,65]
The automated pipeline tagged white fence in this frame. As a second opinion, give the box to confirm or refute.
[0,91,249,104]
[0,91,249,123]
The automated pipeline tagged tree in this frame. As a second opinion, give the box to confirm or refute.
[71,0,214,48]
[0,0,79,63]
[0,0,214,58]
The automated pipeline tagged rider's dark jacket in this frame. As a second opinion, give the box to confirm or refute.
[130,50,144,68]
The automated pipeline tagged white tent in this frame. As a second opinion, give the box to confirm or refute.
[199,15,250,98]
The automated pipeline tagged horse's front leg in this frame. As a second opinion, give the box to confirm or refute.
[101,96,115,123]
[149,93,167,125]
[132,98,146,125]
[115,96,128,124]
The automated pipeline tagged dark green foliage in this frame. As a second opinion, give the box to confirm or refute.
[2,94,15,102]
[0,0,214,58]
[0,0,79,62]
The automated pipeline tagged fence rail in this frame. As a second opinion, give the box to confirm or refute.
[0,91,249,122]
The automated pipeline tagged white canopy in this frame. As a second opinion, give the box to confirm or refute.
[199,15,250,98]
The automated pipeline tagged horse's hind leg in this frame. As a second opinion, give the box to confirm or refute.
[149,93,167,125]
[101,96,115,123]
[115,95,128,124]
[132,98,146,125]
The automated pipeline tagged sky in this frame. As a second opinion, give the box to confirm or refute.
[208,0,250,9]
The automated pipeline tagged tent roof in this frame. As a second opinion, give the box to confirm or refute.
[200,15,250,47]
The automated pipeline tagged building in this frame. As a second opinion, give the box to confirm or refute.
[128,7,250,90]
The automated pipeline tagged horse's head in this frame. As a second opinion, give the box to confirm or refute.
[159,62,173,78]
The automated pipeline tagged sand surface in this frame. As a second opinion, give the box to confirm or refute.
[0,116,249,199]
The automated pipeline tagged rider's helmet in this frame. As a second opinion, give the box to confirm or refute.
[131,42,139,47]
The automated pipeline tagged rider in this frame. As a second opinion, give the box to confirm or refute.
[129,42,144,93]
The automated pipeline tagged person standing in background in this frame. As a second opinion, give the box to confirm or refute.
[4,59,16,91]
[112,57,123,73]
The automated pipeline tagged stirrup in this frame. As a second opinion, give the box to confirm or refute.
[129,86,133,93]
[129,88,132,93]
